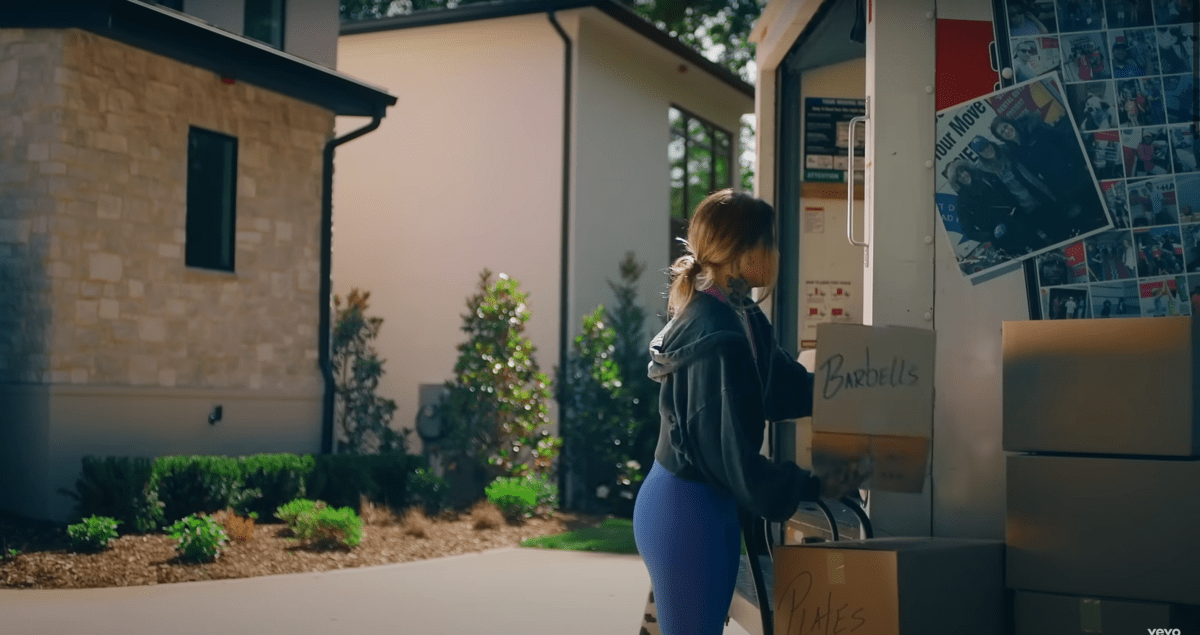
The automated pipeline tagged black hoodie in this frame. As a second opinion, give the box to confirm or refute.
[647,290,821,523]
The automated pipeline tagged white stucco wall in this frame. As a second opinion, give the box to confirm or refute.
[333,9,753,457]
[333,14,572,454]
[572,10,754,341]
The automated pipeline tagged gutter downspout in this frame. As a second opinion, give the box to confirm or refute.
[320,111,385,454]
[548,10,572,508]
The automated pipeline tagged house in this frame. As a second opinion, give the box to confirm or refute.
[333,0,755,470]
[0,0,396,523]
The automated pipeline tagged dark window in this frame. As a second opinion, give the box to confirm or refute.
[245,0,286,49]
[669,106,733,264]
[186,127,238,272]
[156,0,184,10]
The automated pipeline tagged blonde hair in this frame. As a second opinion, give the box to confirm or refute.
[667,189,779,318]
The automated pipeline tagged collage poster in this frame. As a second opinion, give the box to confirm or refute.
[935,75,1114,279]
[999,0,1199,319]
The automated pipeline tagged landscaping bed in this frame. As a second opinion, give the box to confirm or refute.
[0,505,611,590]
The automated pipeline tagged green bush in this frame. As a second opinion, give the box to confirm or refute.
[305,453,421,511]
[153,456,257,524]
[486,475,558,519]
[558,253,657,516]
[66,515,121,553]
[408,467,449,515]
[239,454,313,521]
[436,270,561,491]
[58,457,163,533]
[166,514,229,563]
[293,506,363,548]
[275,498,325,526]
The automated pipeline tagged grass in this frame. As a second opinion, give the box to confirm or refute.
[519,518,749,556]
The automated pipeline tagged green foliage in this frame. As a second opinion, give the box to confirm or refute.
[58,457,163,534]
[293,506,364,549]
[436,269,561,488]
[558,253,658,516]
[485,477,537,519]
[152,456,259,524]
[305,453,422,511]
[239,454,314,521]
[275,498,326,525]
[166,514,229,563]
[66,516,121,553]
[333,289,410,455]
[408,467,450,515]
[486,474,558,520]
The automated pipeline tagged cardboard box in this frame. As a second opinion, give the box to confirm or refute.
[811,324,936,493]
[810,431,929,494]
[1003,316,1200,456]
[773,538,1005,635]
[1014,590,1200,634]
[1007,454,1200,604]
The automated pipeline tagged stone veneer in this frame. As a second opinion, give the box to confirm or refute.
[0,28,333,394]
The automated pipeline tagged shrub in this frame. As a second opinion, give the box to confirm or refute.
[66,515,121,553]
[153,456,258,524]
[305,453,421,512]
[293,506,364,549]
[167,514,229,563]
[557,252,657,516]
[58,457,163,534]
[213,510,257,542]
[239,454,313,521]
[400,508,432,538]
[436,270,562,494]
[407,467,449,516]
[469,501,505,530]
[332,289,411,454]
[485,476,541,520]
[359,495,399,527]
[275,498,325,526]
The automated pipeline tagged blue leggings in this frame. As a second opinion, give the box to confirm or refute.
[633,460,742,635]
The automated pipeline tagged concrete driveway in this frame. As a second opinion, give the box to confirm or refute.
[0,547,754,635]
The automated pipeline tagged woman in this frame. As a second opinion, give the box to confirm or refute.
[972,135,1056,214]
[635,189,870,635]
[949,159,1038,255]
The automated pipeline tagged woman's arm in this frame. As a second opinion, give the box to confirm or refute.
[681,341,821,521]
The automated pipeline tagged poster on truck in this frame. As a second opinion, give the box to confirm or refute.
[935,75,1114,279]
[994,0,1199,318]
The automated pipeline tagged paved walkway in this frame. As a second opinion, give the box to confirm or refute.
[0,547,753,635]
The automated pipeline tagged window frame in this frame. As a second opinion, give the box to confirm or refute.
[185,126,239,273]
[244,0,286,50]
[669,104,734,263]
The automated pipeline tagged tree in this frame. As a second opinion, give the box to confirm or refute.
[557,253,659,515]
[435,270,561,503]
[619,0,764,83]
[332,289,409,454]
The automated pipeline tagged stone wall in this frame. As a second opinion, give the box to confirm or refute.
[0,29,60,385]
[1,28,333,394]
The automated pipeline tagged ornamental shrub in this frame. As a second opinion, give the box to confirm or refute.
[66,515,121,553]
[435,270,562,497]
[166,514,229,563]
[293,506,364,549]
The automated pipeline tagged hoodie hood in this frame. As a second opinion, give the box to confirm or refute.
[648,291,753,383]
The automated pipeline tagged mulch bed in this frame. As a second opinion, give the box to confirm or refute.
[0,505,611,590]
